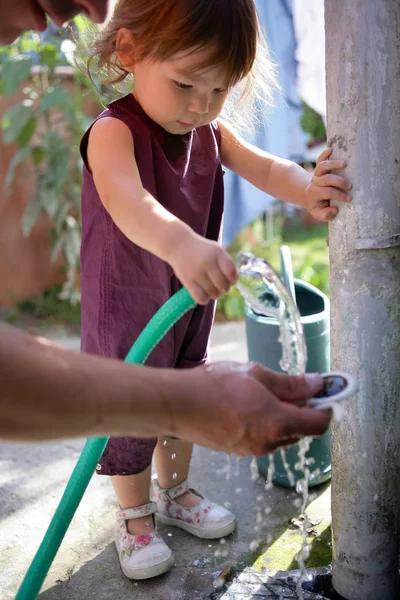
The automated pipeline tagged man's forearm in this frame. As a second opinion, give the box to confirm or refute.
[0,323,172,441]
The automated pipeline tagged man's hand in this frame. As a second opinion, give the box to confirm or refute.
[165,361,331,456]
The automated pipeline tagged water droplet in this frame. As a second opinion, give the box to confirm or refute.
[264,507,272,515]
[172,472,177,480]
[96,464,102,471]
[226,454,232,481]
[235,487,242,494]
[223,501,232,509]
[249,540,259,551]
[250,457,259,481]
[163,440,167,446]
[171,453,176,460]
[213,576,225,590]
[220,538,226,545]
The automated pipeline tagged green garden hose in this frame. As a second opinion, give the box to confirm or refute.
[16,287,196,600]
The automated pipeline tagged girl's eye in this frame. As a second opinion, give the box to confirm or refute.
[174,81,192,90]
[214,88,226,94]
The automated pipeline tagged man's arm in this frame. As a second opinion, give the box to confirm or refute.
[0,323,330,454]
[0,323,170,441]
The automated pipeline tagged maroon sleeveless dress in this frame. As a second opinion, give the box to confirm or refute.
[80,94,224,475]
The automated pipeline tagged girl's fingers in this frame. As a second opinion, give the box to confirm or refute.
[197,274,222,300]
[316,147,332,164]
[208,265,232,294]
[318,187,351,203]
[218,252,238,283]
[316,173,352,191]
[315,159,347,176]
[313,206,339,221]
[189,282,209,305]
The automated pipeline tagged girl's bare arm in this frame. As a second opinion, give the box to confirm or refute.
[87,116,193,261]
[218,119,351,215]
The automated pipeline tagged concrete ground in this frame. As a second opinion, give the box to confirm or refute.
[0,322,332,600]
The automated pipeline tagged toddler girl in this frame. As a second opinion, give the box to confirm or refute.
[80,0,351,581]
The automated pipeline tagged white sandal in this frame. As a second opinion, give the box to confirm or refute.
[153,479,236,539]
[115,501,174,580]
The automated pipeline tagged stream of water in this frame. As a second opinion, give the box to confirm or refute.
[236,251,314,599]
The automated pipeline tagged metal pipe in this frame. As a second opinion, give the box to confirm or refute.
[326,1,400,598]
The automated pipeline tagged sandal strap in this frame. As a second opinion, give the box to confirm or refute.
[158,479,190,500]
[117,501,157,521]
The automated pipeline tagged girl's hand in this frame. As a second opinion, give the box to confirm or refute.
[305,148,352,221]
[167,232,238,305]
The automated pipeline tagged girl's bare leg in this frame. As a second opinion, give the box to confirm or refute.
[154,437,202,507]
[112,466,153,535]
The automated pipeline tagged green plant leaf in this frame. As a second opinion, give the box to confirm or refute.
[2,102,32,144]
[2,55,33,97]
[50,232,66,263]
[22,192,42,236]
[40,85,72,111]
[223,295,245,320]
[37,177,61,219]
[39,44,59,71]
[31,146,47,167]
[17,115,37,147]
[64,225,81,267]
[5,147,30,189]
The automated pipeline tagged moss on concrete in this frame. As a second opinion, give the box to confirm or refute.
[251,487,332,571]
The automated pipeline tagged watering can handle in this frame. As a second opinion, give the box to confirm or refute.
[280,245,296,304]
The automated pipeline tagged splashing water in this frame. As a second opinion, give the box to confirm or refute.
[236,251,312,599]
[236,252,307,374]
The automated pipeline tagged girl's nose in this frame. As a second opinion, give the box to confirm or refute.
[188,94,210,115]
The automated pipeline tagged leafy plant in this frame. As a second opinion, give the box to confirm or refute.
[300,103,326,143]
[2,285,81,328]
[1,23,101,303]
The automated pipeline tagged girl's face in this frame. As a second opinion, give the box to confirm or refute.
[132,47,230,134]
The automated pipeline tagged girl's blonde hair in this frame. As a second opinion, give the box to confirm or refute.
[86,0,276,130]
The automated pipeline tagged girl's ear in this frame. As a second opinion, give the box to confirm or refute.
[116,28,136,72]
